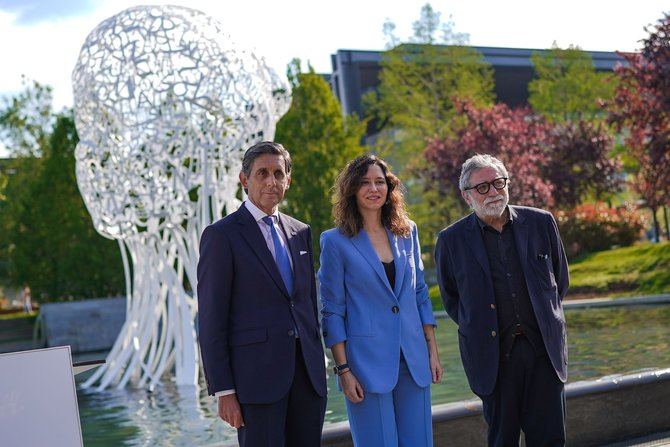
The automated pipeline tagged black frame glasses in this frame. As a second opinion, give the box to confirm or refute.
[464,177,508,195]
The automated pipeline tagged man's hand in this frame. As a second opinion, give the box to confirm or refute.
[218,394,244,428]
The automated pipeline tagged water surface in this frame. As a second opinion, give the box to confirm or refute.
[77,304,670,446]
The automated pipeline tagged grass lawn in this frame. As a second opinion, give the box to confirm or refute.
[568,241,670,298]
[428,242,670,308]
[0,311,37,321]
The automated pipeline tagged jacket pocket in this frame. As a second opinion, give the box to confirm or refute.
[531,257,557,290]
[346,313,373,337]
[230,328,268,347]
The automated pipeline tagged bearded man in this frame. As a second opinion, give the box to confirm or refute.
[434,154,569,446]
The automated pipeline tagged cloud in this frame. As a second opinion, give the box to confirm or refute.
[0,0,100,25]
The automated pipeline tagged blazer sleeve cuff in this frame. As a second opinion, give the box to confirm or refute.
[205,363,235,396]
[214,389,236,398]
[418,297,437,326]
[322,316,347,348]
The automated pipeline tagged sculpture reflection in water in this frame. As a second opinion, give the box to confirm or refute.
[72,5,290,390]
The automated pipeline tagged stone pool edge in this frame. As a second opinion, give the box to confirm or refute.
[320,368,670,447]
[427,294,670,320]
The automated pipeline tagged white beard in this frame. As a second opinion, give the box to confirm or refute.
[471,195,508,218]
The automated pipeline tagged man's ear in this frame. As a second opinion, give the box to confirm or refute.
[239,171,248,189]
[461,190,471,207]
[286,175,291,189]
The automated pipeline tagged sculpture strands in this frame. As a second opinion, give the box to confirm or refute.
[72,5,290,390]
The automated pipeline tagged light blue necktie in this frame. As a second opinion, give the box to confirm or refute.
[262,216,294,295]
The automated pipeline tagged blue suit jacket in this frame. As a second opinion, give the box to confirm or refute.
[435,206,569,396]
[319,222,436,394]
[197,205,327,403]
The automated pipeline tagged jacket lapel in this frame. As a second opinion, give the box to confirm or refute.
[349,230,395,296]
[387,228,406,297]
[466,213,493,278]
[236,206,290,299]
[510,206,530,278]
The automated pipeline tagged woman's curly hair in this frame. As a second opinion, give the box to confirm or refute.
[332,154,411,238]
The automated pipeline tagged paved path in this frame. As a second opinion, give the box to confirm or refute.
[606,431,670,446]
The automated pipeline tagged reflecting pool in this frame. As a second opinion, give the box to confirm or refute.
[76,304,670,446]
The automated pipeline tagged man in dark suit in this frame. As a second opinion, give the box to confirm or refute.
[197,141,327,446]
[435,154,569,446]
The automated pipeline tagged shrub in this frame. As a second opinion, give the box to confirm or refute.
[555,203,646,259]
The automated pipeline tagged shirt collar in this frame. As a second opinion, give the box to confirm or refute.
[244,200,279,223]
[475,206,513,231]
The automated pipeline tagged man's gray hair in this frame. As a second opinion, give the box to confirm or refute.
[241,141,292,177]
[459,154,508,191]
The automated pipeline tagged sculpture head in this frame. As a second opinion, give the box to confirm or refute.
[72,5,290,239]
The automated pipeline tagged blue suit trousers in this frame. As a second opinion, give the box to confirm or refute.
[345,355,433,447]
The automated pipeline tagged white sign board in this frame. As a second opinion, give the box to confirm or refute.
[0,346,83,447]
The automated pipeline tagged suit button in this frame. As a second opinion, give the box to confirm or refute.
[491,330,497,337]
[289,301,295,308]
[392,306,400,314]
[323,331,328,337]
[288,330,295,337]
[490,304,496,310]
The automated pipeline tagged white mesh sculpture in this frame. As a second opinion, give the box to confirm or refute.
[72,5,290,390]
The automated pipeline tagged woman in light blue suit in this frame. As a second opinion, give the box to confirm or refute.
[319,155,443,446]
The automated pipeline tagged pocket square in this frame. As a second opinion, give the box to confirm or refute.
[300,250,307,255]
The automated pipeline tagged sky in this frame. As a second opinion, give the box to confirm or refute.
[0,0,668,155]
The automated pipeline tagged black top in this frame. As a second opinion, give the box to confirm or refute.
[476,213,544,362]
[382,260,395,290]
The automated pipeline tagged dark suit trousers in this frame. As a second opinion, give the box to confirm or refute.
[237,340,326,447]
[480,337,566,447]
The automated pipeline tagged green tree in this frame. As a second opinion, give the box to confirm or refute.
[0,77,53,157]
[366,4,494,259]
[370,44,494,146]
[275,60,365,259]
[0,79,54,283]
[0,157,43,288]
[529,45,617,123]
[0,163,12,279]
[369,4,491,156]
[0,83,124,300]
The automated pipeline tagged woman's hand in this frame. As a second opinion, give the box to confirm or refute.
[423,324,443,383]
[339,370,365,403]
[430,353,444,384]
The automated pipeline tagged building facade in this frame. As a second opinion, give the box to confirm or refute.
[330,46,624,126]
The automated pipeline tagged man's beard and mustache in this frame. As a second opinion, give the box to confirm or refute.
[471,193,509,218]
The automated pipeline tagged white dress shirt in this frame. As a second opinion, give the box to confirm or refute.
[244,200,293,270]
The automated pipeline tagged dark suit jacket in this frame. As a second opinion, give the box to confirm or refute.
[435,205,569,396]
[197,204,327,404]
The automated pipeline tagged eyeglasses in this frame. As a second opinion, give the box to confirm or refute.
[464,177,508,195]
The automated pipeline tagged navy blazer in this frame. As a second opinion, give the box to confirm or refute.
[435,206,569,396]
[319,222,436,394]
[197,205,327,404]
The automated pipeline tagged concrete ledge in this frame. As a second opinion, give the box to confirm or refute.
[430,294,670,320]
[565,369,670,446]
[41,297,125,353]
[563,293,670,309]
[321,368,670,446]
